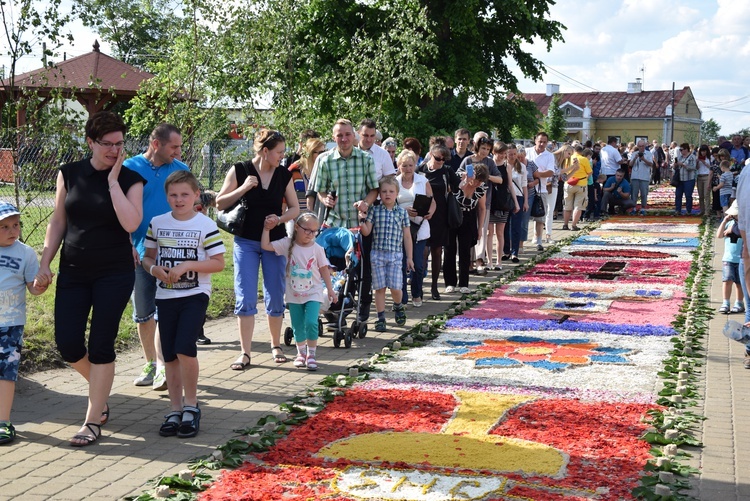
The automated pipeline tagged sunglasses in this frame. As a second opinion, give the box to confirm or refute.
[262,131,285,148]
[433,156,444,162]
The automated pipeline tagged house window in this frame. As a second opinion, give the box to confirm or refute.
[565,108,570,116]
[685,103,689,113]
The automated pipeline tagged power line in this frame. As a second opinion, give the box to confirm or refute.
[696,94,750,106]
[701,106,750,114]
[541,63,600,93]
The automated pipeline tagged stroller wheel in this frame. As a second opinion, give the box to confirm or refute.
[283,327,294,346]
[344,329,353,349]
[357,322,368,339]
[318,318,324,337]
[333,329,342,348]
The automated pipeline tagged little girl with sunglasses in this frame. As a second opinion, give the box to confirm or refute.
[261,212,337,370]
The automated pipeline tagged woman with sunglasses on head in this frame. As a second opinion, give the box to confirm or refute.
[287,138,327,233]
[418,144,460,300]
[36,111,145,446]
[217,129,299,370]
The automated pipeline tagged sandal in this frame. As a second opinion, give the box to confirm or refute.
[100,403,110,426]
[177,405,201,438]
[271,346,288,364]
[230,353,251,371]
[70,423,101,447]
[293,354,306,368]
[159,411,183,437]
[0,421,16,445]
[306,354,318,371]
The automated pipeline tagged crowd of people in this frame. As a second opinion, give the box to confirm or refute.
[3,108,750,449]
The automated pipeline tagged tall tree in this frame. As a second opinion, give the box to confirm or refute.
[543,94,567,142]
[74,0,180,69]
[700,118,721,144]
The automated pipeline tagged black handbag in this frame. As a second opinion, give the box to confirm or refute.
[530,188,545,218]
[670,166,680,187]
[447,192,463,229]
[492,183,515,213]
[217,162,251,235]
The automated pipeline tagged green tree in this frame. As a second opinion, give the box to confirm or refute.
[74,0,180,69]
[700,118,721,144]
[543,94,566,142]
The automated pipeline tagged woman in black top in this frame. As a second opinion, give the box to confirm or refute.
[418,144,459,300]
[216,129,299,370]
[36,111,145,446]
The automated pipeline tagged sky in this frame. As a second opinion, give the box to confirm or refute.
[508,0,750,135]
[3,0,749,136]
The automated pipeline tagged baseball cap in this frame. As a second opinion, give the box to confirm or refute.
[0,202,20,221]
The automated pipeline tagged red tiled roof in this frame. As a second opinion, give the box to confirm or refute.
[512,87,690,119]
[4,43,152,95]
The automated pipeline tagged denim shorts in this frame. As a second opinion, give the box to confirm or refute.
[0,325,23,382]
[723,261,741,284]
[372,249,403,290]
[132,265,157,323]
[233,236,286,317]
[720,193,731,208]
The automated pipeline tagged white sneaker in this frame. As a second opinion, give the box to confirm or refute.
[152,366,167,391]
[413,298,423,307]
[444,286,455,293]
[459,287,470,294]
[133,361,155,386]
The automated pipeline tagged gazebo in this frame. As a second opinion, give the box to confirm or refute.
[0,40,153,126]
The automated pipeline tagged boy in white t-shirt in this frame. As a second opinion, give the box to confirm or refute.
[142,171,225,439]
[0,203,47,445]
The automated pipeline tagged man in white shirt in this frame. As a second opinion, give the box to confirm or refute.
[525,132,556,246]
[628,140,653,215]
[600,137,623,179]
[358,119,397,179]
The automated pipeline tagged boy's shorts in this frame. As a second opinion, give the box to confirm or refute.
[723,261,741,284]
[156,293,209,362]
[720,193,731,208]
[0,325,24,382]
[371,249,403,290]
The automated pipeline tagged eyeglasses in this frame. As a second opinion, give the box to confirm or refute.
[95,140,125,149]
[433,156,444,162]
[296,224,316,236]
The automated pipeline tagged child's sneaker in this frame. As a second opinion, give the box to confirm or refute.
[375,319,387,332]
[0,421,15,445]
[133,361,156,386]
[394,307,407,326]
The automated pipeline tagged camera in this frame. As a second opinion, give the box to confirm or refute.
[638,151,644,157]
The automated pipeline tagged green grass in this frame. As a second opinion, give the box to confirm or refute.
[20,230,240,374]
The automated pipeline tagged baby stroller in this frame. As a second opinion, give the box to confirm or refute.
[282,225,367,349]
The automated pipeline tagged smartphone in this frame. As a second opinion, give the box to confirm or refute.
[467,164,474,178]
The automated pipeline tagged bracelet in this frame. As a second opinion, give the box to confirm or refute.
[108,181,119,191]
[149,264,156,275]
[276,218,282,227]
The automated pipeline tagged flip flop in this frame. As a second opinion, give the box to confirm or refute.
[70,423,101,447]
[230,353,251,371]
[100,403,110,426]
[271,346,288,363]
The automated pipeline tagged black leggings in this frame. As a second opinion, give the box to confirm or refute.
[55,269,135,364]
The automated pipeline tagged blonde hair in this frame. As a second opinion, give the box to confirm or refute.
[396,149,418,167]
[378,175,400,193]
[552,145,574,169]
[286,212,320,275]
[300,138,326,173]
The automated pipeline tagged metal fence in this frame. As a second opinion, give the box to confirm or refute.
[0,135,254,249]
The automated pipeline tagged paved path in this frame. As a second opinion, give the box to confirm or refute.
[0,219,741,500]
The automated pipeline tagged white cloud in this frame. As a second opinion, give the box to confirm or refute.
[513,0,750,135]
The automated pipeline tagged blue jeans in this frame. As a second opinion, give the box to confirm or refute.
[510,196,525,256]
[675,179,696,214]
[740,258,750,353]
[233,236,286,317]
[288,301,321,342]
[403,239,427,302]
[132,264,157,323]
[586,184,602,219]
